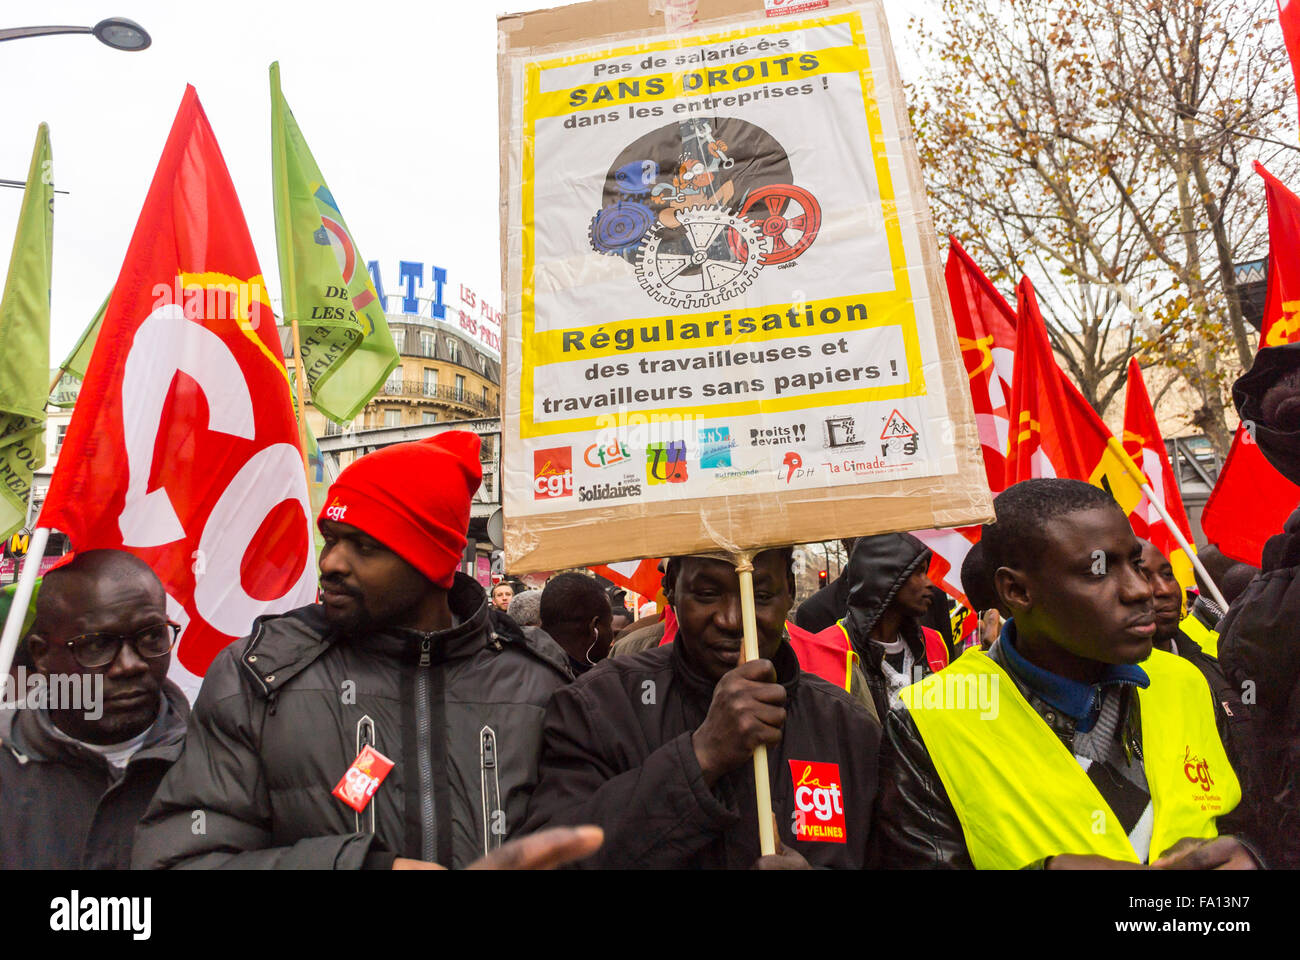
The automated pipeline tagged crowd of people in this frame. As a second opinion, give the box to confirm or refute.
[2,344,1298,871]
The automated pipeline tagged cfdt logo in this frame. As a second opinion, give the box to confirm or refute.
[533,447,574,500]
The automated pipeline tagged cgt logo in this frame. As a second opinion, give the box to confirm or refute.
[533,447,574,500]
[788,760,846,843]
[324,498,349,522]
[1183,746,1214,791]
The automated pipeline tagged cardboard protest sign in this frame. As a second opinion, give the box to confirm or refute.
[498,0,992,572]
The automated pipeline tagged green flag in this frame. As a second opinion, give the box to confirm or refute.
[0,124,52,540]
[49,292,108,408]
[270,62,398,424]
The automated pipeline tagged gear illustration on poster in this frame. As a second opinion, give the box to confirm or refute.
[590,117,822,307]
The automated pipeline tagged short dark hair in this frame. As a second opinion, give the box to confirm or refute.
[31,549,160,639]
[982,479,1122,572]
[540,572,611,631]
[959,537,1002,615]
[663,547,796,596]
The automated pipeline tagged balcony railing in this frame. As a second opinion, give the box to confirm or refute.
[381,379,497,416]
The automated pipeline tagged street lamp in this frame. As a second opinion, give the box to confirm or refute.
[0,17,151,51]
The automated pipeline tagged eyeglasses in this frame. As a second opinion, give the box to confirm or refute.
[61,621,181,669]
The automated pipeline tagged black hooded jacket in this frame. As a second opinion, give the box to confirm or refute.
[840,533,940,719]
[0,680,190,869]
[1216,342,1300,866]
[133,574,572,869]
[520,640,881,868]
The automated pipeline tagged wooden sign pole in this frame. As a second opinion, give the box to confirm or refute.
[733,550,776,857]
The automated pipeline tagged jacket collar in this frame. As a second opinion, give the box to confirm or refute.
[7,678,190,769]
[241,574,572,695]
[996,619,1148,731]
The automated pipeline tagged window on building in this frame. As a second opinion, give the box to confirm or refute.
[391,328,405,354]
[422,411,438,425]
[420,332,435,357]
[482,386,489,404]
[447,338,460,365]
[424,368,438,396]
[384,368,403,395]
[55,423,68,455]
[384,409,401,428]
[454,374,465,400]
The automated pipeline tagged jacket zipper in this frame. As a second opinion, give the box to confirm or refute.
[480,726,502,856]
[416,638,436,862]
[355,715,377,835]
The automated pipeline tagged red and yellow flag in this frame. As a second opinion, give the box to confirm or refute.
[1006,279,1144,513]
[915,240,1017,609]
[1201,163,1300,564]
[1122,358,1196,588]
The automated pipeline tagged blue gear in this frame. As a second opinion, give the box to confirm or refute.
[589,201,655,255]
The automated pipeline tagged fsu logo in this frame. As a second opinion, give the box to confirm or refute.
[1184,746,1214,791]
[533,447,574,500]
[788,760,846,843]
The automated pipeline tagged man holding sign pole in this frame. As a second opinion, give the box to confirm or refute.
[521,548,880,868]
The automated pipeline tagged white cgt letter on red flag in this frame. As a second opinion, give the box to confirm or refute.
[39,86,316,698]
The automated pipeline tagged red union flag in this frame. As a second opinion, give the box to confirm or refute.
[946,237,1017,489]
[1201,162,1300,563]
[591,557,663,605]
[914,240,1016,607]
[1280,0,1300,130]
[1122,358,1196,589]
[38,86,316,696]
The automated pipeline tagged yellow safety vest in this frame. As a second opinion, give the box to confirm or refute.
[1178,611,1220,659]
[898,648,1240,869]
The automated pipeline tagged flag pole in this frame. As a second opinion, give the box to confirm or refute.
[733,550,777,857]
[288,316,312,478]
[0,526,49,699]
[1107,437,1229,610]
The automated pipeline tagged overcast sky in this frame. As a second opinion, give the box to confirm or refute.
[0,1,925,362]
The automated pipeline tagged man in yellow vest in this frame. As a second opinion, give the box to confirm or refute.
[871,479,1261,869]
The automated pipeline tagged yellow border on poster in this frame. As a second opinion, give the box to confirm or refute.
[517,9,918,439]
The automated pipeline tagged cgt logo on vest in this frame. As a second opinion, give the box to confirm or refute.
[788,760,846,843]
[1184,746,1214,791]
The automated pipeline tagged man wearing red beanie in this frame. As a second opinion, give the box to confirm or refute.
[135,432,576,870]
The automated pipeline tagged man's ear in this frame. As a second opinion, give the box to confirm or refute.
[26,634,50,673]
[994,566,1031,616]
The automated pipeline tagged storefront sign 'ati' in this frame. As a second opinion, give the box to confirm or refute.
[498,0,991,573]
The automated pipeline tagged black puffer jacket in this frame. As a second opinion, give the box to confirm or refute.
[133,574,572,869]
[1216,342,1300,868]
[0,680,189,869]
[521,640,881,868]
[841,533,938,719]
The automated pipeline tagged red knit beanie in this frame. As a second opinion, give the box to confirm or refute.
[318,431,482,588]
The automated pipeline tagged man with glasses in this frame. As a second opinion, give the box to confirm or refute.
[0,549,189,868]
